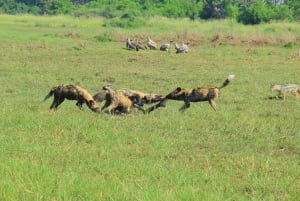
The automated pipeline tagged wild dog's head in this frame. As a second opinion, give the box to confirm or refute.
[270,84,277,91]
[89,100,100,112]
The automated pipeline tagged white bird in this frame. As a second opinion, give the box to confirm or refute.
[126,38,137,50]
[133,38,146,50]
[175,42,189,54]
[147,36,158,50]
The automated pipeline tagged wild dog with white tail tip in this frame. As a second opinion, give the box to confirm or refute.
[146,75,235,113]
[44,84,99,112]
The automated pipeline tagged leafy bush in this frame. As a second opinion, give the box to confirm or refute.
[47,0,74,15]
[226,4,239,19]
[0,0,30,14]
[238,0,275,24]
[273,5,294,21]
[0,0,299,23]
[103,16,145,28]
[94,32,114,42]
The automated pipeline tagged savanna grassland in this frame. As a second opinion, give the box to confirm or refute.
[0,15,299,201]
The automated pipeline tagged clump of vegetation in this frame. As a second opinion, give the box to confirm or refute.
[1,0,300,25]
[94,32,114,42]
[103,17,145,28]
[283,41,298,48]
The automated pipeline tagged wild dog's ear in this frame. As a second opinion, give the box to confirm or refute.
[176,87,181,90]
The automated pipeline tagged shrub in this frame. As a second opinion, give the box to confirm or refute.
[238,0,275,25]
[102,16,145,28]
[273,5,294,21]
[94,33,114,42]
[226,4,239,20]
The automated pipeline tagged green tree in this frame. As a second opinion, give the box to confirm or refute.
[48,0,73,14]
[273,4,294,21]
[286,0,300,20]
[201,0,227,19]
[238,0,275,24]
[225,3,239,19]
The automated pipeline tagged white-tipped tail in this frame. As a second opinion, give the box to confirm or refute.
[227,74,235,82]
[220,75,235,88]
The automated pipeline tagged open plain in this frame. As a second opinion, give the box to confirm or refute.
[0,15,299,200]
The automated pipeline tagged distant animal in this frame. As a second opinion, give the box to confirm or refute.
[133,39,147,50]
[126,38,147,51]
[270,84,300,100]
[126,38,138,51]
[44,84,99,112]
[147,36,158,50]
[160,41,173,52]
[175,42,189,54]
[146,75,235,113]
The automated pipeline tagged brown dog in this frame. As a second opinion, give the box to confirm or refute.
[93,87,164,114]
[146,75,235,113]
[44,84,99,112]
[120,89,164,106]
[100,86,146,114]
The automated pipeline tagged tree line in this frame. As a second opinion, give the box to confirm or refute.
[0,0,299,24]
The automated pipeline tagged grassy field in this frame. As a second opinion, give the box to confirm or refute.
[0,14,299,200]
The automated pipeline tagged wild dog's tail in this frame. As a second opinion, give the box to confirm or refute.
[102,84,112,91]
[44,88,55,101]
[219,75,235,89]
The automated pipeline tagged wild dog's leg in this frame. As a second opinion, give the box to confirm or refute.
[50,95,60,110]
[106,103,119,114]
[52,96,65,110]
[208,99,217,111]
[101,100,111,112]
[133,103,146,114]
[144,99,168,114]
[179,98,190,112]
[50,98,56,110]
[76,100,84,110]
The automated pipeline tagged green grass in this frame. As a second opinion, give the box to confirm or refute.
[0,14,299,201]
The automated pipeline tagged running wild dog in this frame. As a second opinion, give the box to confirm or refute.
[100,86,146,114]
[146,75,235,113]
[93,87,164,114]
[44,84,99,112]
[121,89,164,106]
[270,84,300,100]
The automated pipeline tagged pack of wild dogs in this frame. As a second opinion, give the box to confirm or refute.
[44,75,300,115]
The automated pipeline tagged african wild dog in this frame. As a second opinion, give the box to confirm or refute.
[121,89,164,106]
[44,84,99,112]
[146,75,235,113]
[270,84,300,100]
[93,87,164,114]
[100,86,146,114]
